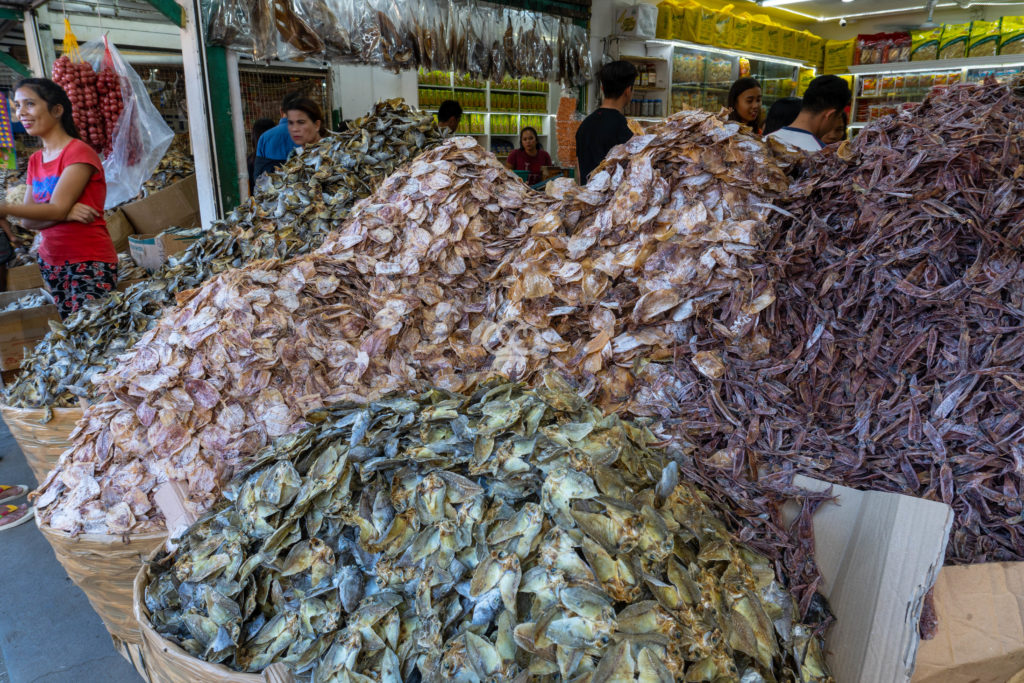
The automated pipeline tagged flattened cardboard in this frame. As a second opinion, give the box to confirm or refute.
[5,263,44,291]
[154,480,198,550]
[786,475,953,683]
[0,288,59,371]
[121,174,200,236]
[128,231,198,272]
[912,562,1024,683]
[105,208,136,252]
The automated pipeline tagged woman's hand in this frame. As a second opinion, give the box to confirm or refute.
[66,202,100,223]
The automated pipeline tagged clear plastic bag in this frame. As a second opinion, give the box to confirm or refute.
[202,0,255,54]
[466,2,490,79]
[309,0,359,61]
[276,0,324,61]
[79,37,173,209]
[248,0,277,61]
[487,7,506,83]
[537,14,559,82]
[375,0,416,72]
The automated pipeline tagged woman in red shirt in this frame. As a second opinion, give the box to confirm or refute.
[0,78,117,319]
[506,127,552,186]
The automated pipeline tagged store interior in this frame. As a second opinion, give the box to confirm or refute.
[1,0,1024,681]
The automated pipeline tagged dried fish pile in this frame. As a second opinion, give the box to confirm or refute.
[0,292,51,313]
[4,100,443,410]
[31,135,551,533]
[136,146,195,199]
[486,110,795,408]
[144,378,830,681]
[118,252,149,281]
[634,78,1024,567]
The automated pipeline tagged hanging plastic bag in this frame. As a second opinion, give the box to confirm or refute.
[445,0,466,75]
[78,37,173,209]
[202,0,255,54]
[488,7,506,84]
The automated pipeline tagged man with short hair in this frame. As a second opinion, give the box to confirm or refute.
[768,75,851,152]
[438,100,462,133]
[575,60,637,183]
[253,91,302,179]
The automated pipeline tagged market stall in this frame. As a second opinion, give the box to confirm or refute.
[3,0,1024,681]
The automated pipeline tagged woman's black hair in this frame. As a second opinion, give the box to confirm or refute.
[15,77,79,139]
[519,126,542,152]
[285,97,328,137]
[727,76,762,127]
[763,97,802,136]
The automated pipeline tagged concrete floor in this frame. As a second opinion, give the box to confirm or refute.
[0,420,141,683]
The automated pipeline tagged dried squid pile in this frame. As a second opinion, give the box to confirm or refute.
[632,78,1024,567]
[5,100,444,410]
[144,378,831,682]
[32,136,551,532]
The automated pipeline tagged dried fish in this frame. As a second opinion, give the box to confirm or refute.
[5,99,444,410]
[0,292,51,313]
[144,378,831,681]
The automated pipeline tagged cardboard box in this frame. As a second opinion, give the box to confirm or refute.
[785,475,953,683]
[121,174,200,236]
[912,562,1024,682]
[105,208,136,252]
[5,263,44,291]
[0,288,60,371]
[123,175,201,271]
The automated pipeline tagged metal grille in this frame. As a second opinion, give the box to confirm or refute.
[238,67,330,155]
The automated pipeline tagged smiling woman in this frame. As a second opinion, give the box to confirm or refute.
[0,78,117,318]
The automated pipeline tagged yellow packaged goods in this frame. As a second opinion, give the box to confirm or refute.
[938,22,970,60]
[732,12,751,50]
[794,30,808,62]
[1000,16,1024,55]
[749,17,768,52]
[766,22,782,56]
[712,4,734,48]
[656,1,676,39]
[824,39,855,72]
[807,33,824,65]
[911,27,942,61]
[695,2,716,44]
[780,27,797,58]
[968,20,1000,57]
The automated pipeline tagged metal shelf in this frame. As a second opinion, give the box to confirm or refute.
[847,54,1024,75]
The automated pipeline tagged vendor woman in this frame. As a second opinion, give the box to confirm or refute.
[0,78,116,319]
[727,76,763,134]
[506,127,552,186]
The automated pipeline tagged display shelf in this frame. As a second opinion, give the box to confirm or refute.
[847,54,1024,75]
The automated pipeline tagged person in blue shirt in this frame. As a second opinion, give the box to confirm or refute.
[252,91,302,180]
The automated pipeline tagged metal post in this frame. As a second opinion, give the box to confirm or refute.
[23,10,54,77]
[226,49,249,202]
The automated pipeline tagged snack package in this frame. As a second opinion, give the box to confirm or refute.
[938,22,970,59]
[1000,16,1024,55]
[968,20,1000,57]
[824,39,855,72]
[732,12,751,51]
[749,17,768,52]
[765,22,781,57]
[911,27,942,61]
[780,27,796,58]
[888,32,911,62]
[712,4,734,48]
[860,76,879,96]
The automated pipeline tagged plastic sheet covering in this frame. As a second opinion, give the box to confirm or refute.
[79,38,174,209]
[272,0,323,61]
[134,556,296,683]
[38,521,166,644]
[204,0,256,54]
[0,404,82,484]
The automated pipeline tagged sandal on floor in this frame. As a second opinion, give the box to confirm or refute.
[0,504,34,530]
[0,485,28,503]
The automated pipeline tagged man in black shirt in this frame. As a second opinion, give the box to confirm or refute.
[575,60,637,183]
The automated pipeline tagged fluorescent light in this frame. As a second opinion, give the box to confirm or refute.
[646,38,812,69]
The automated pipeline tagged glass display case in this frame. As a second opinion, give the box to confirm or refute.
[668,46,800,116]
[847,55,1024,133]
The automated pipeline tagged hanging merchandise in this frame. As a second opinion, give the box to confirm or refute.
[200,0,591,84]
[0,93,14,171]
[78,37,175,209]
[51,21,105,153]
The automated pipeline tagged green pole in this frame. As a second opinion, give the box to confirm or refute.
[0,51,30,78]
[204,44,241,211]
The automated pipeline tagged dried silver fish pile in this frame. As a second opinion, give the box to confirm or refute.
[32,136,547,534]
[144,377,831,682]
[136,144,196,200]
[118,252,149,281]
[5,99,443,410]
[0,292,51,313]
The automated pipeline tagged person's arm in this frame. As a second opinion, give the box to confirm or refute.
[0,164,99,227]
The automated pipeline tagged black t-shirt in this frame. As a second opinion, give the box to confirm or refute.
[575,107,633,183]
